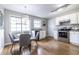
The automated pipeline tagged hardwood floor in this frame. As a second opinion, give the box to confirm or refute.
[1,37,79,55]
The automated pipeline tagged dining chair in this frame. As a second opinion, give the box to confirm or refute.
[9,33,19,54]
[19,34,31,54]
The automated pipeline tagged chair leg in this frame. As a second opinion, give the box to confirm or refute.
[10,44,14,55]
[19,46,22,54]
[28,44,31,54]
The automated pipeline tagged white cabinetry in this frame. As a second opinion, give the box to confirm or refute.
[31,30,46,40]
[56,15,70,25]
[62,15,70,20]
[70,13,78,24]
[56,12,79,25]
[70,31,79,46]
[39,30,46,39]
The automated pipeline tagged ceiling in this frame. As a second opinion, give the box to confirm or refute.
[0,4,79,18]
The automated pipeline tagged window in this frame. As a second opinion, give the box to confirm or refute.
[22,18,30,31]
[34,19,41,29]
[10,16,30,33]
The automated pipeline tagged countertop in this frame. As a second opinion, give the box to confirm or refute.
[70,29,79,31]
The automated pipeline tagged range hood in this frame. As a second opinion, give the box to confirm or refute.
[60,20,70,26]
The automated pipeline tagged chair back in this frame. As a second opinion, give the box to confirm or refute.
[9,34,14,43]
[19,34,31,47]
[35,32,39,40]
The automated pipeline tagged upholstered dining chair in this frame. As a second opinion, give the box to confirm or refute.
[19,34,31,54]
[9,33,19,54]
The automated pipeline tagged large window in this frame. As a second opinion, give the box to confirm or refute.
[34,19,41,29]
[10,16,30,33]
[22,18,30,31]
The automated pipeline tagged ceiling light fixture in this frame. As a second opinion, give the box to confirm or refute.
[24,5,27,15]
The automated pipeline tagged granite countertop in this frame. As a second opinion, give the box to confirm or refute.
[70,29,79,31]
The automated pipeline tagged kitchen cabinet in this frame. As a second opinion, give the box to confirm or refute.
[70,13,78,24]
[70,31,79,46]
[55,17,63,25]
[56,15,70,25]
[56,12,79,25]
[31,30,46,40]
[59,15,70,21]
[39,30,46,39]
[63,15,70,20]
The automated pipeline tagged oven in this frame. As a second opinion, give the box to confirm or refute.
[58,28,71,43]
[58,31,68,38]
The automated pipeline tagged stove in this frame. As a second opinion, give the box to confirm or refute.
[58,27,72,43]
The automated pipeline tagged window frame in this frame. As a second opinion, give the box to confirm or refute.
[10,16,30,33]
[33,19,42,29]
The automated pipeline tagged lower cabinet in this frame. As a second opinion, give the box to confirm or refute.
[39,30,46,40]
[31,30,46,40]
[70,31,79,46]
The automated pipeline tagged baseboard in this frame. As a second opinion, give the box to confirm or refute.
[46,36,54,38]
[70,42,79,46]
[4,43,12,47]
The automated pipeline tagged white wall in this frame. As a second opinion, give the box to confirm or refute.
[47,18,56,37]
[0,7,4,54]
[4,9,47,45]
[4,10,11,45]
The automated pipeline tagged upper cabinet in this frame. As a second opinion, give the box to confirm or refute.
[56,15,70,25]
[56,12,79,25]
[59,15,70,22]
[70,13,78,24]
[62,15,70,21]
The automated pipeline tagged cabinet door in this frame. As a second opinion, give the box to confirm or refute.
[39,31,46,39]
[70,13,78,24]
[70,31,79,45]
[63,15,70,21]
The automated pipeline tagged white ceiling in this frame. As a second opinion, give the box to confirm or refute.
[0,4,79,18]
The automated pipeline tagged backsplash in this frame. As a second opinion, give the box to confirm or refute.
[57,24,79,30]
[71,24,79,30]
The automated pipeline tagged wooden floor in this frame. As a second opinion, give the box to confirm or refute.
[1,37,79,55]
